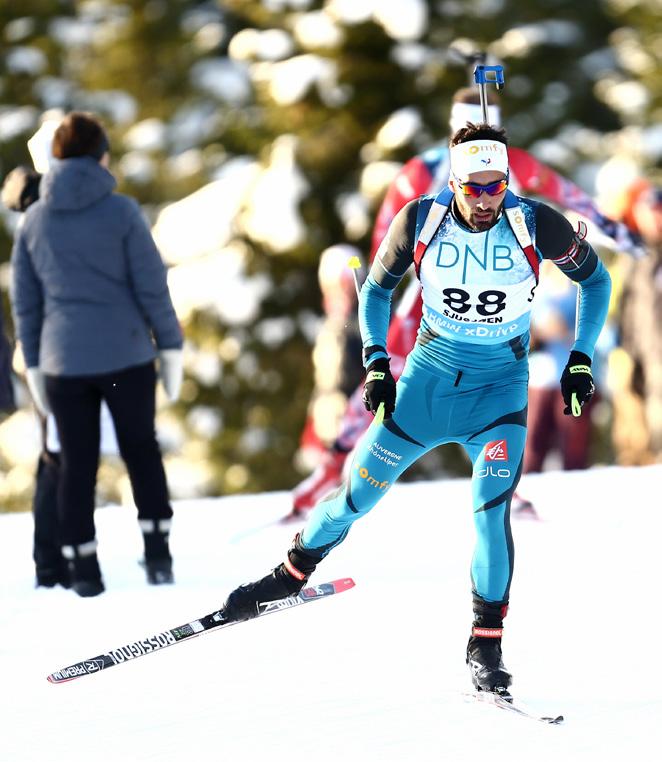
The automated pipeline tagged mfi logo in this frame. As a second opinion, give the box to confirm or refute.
[485,440,508,462]
[354,463,389,491]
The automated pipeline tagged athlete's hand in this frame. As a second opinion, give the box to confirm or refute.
[362,358,396,420]
[560,351,594,417]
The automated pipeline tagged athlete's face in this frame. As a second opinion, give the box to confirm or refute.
[450,170,508,232]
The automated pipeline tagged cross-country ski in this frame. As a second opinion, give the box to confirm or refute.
[47,578,355,683]
[464,690,564,724]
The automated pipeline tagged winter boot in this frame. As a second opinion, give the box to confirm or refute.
[36,561,71,589]
[222,534,322,622]
[466,595,512,693]
[140,519,174,585]
[290,447,348,516]
[62,541,105,598]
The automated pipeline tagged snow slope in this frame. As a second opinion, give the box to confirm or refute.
[2,465,661,762]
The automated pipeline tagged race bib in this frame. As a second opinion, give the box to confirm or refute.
[419,212,537,344]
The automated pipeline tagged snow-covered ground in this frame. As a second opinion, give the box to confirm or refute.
[2,465,661,761]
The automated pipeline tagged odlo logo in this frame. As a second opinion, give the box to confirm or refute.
[477,465,511,479]
[354,463,389,491]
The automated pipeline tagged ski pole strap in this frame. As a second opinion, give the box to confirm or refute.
[472,626,503,639]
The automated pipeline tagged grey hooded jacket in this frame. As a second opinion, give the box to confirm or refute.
[10,157,182,376]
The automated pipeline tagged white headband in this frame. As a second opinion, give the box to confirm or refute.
[449,102,501,134]
[450,139,509,179]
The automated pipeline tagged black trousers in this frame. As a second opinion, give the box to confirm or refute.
[44,362,172,547]
[33,449,64,575]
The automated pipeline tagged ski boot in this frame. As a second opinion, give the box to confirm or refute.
[466,595,512,693]
[62,541,105,597]
[140,519,174,584]
[222,534,322,621]
[289,447,348,517]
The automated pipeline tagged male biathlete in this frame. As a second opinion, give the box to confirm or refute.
[221,122,611,694]
[291,88,639,516]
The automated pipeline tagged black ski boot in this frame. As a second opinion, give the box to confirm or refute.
[222,534,322,622]
[63,542,105,597]
[140,519,174,585]
[466,595,512,693]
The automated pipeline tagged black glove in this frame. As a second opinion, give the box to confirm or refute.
[362,357,396,420]
[560,351,594,417]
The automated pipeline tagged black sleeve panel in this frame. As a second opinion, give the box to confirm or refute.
[369,199,418,290]
[536,203,576,259]
[536,202,598,282]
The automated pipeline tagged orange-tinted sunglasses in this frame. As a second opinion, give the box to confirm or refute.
[455,173,509,199]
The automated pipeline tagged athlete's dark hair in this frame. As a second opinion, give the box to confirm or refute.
[449,122,508,148]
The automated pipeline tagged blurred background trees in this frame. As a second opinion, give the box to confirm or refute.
[0,0,660,510]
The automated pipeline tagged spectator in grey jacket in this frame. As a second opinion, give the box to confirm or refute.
[10,112,184,597]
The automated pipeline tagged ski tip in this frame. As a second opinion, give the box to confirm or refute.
[46,673,72,685]
[332,578,355,593]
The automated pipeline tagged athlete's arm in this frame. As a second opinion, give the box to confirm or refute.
[359,200,418,365]
[509,146,642,257]
[536,203,612,360]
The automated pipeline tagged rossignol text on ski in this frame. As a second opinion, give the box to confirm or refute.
[47,578,355,684]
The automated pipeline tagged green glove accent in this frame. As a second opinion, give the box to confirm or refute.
[561,353,594,417]
[366,370,386,382]
[569,365,591,418]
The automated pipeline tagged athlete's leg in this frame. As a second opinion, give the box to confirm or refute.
[300,363,441,555]
[462,378,528,604]
[222,363,446,621]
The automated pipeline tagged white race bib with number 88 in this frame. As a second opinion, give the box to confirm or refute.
[418,213,538,344]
